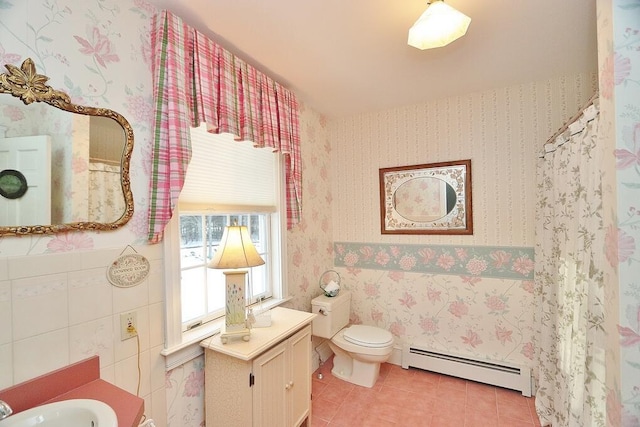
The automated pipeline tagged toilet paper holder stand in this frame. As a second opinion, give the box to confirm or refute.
[319,270,341,297]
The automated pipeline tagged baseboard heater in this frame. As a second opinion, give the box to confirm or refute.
[402,345,532,396]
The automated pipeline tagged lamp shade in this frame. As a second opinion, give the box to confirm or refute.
[208,225,265,269]
[408,1,471,49]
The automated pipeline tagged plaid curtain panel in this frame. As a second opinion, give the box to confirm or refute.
[148,10,302,243]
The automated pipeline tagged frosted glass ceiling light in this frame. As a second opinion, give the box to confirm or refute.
[408,1,471,49]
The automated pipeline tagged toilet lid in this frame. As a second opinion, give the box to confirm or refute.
[343,325,394,348]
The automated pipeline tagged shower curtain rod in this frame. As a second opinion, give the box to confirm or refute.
[545,91,599,145]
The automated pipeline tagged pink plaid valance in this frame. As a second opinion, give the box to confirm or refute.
[147,10,302,243]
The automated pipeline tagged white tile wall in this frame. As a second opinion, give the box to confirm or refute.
[147,259,164,305]
[0,344,12,389]
[0,281,11,346]
[8,253,74,279]
[69,316,115,367]
[13,329,69,383]
[112,280,150,314]
[68,268,113,325]
[12,274,68,341]
[114,351,149,396]
[0,245,167,426]
[0,258,8,281]
[149,302,165,348]
[151,386,168,427]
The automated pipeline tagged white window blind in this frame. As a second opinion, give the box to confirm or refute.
[179,124,278,210]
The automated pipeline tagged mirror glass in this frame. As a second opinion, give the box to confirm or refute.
[0,58,133,235]
[393,177,457,222]
[380,159,472,235]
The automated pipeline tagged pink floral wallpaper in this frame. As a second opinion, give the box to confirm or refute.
[0,0,154,255]
[333,262,535,366]
[0,0,165,424]
[284,102,334,313]
[332,242,535,365]
[162,101,333,427]
[3,0,639,425]
[598,0,640,425]
[165,357,205,427]
[1,1,334,425]
[326,75,599,374]
[334,242,534,280]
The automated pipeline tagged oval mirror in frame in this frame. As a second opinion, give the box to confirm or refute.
[0,58,134,236]
[379,159,472,235]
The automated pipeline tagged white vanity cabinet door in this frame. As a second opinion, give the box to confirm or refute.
[289,325,312,426]
[252,339,288,426]
[204,350,253,426]
[202,308,315,427]
[252,324,312,427]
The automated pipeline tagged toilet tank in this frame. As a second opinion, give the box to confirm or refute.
[311,291,351,338]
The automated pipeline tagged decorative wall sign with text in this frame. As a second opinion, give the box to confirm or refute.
[107,252,150,288]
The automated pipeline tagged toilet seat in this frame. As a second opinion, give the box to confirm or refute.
[343,325,394,348]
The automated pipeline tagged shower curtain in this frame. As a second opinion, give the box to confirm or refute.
[88,162,125,223]
[534,99,607,427]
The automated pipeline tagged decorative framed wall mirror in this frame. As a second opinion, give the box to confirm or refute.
[379,159,472,235]
[0,58,134,236]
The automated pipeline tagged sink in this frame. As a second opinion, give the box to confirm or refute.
[0,399,117,427]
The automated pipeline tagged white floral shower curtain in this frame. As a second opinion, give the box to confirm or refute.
[534,100,607,427]
[88,162,125,223]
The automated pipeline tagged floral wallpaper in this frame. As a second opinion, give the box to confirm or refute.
[0,0,164,424]
[161,100,333,427]
[0,0,154,256]
[284,103,334,313]
[333,243,536,366]
[326,74,600,379]
[335,242,534,280]
[3,0,639,425]
[598,0,640,425]
[165,357,205,427]
[0,1,333,425]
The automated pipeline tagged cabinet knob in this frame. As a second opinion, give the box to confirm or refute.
[285,383,290,390]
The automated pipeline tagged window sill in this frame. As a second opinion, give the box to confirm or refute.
[160,297,291,371]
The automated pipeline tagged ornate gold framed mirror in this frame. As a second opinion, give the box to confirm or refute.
[379,159,472,235]
[0,58,134,236]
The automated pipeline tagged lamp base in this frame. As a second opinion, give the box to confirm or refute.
[220,327,251,344]
[220,270,251,344]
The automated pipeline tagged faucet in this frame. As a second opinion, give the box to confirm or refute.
[0,400,12,420]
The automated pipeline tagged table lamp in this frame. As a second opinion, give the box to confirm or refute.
[208,222,265,343]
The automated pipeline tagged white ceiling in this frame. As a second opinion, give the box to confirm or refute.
[145,0,598,118]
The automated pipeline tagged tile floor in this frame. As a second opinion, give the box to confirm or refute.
[310,358,542,427]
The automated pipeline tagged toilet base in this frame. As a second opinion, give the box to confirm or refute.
[330,346,382,388]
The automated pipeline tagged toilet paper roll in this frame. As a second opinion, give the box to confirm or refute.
[324,280,340,294]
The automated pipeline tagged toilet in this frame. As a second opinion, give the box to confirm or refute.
[311,291,394,388]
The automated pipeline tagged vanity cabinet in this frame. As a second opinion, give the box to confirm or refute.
[201,307,315,427]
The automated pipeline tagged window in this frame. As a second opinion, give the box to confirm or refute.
[162,125,287,356]
[179,212,272,331]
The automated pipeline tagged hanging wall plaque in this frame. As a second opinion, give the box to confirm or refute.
[107,253,150,288]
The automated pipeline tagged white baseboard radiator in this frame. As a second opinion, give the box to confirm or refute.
[402,345,532,397]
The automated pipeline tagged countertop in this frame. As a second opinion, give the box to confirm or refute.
[46,379,144,427]
[200,307,316,360]
[0,356,144,427]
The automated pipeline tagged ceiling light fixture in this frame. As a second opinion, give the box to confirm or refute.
[408,1,471,50]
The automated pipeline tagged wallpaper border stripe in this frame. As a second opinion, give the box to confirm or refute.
[334,242,534,280]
